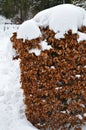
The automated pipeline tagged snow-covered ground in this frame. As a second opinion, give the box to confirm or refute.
[0,23,37,130]
[0,4,86,130]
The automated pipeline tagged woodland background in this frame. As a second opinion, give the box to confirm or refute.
[0,0,86,23]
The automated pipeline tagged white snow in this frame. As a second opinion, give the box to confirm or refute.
[29,41,52,56]
[0,25,37,130]
[83,13,86,26]
[55,87,62,90]
[29,48,41,56]
[80,104,85,108]
[78,32,86,42]
[17,19,41,41]
[0,24,19,37]
[55,32,65,39]
[40,41,52,50]
[34,4,86,36]
[50,66,55,69]
[83,113,86,117]
[75,74,81,78]
[76,114,83,120]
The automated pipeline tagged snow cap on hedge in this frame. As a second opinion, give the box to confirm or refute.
[34,4,86,34]
[17,19,41,41]
[17,4,86,40]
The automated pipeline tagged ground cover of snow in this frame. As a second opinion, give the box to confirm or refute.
[0,4,86,130]
[0,24,37,130]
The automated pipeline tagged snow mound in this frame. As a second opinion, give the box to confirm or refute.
[17,4,86,41]
[34,4,86,34]
[17,19,41,41]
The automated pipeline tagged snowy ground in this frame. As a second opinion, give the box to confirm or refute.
[0,25,37,130]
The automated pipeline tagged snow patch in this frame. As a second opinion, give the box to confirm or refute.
[80,104,85,108]
[83,113,86,117]
[76,114,83,120]
[60,111,66,114]
[55,87,62,90]
[55,32,65,39]
[40,41,52,50]
[78,32,86,42]
[29,41,52,56]
[84,65,86,68]
[29,48,41,56]
[17,19,41,41]
[50,66,55,69]
[75,74,81,78]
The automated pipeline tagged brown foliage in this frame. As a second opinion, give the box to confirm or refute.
[11,26,86,130]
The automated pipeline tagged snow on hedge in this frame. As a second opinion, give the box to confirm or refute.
[78,32,86,42]
[17,19,41,41]
[29,41,52,56]
[17,4,86,41]
[34,4,85,33]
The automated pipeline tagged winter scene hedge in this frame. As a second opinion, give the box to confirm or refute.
[10,4,86,130]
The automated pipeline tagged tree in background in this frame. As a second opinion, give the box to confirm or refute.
[73,0,86,9]
[15,0,32,22]
[0,0,16,18]
[0,0,30,22]
[31,0,72,17]
[65,0,72,3]
[2,0,86,23]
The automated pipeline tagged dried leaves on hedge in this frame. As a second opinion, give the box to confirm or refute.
[11,27,86,130]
